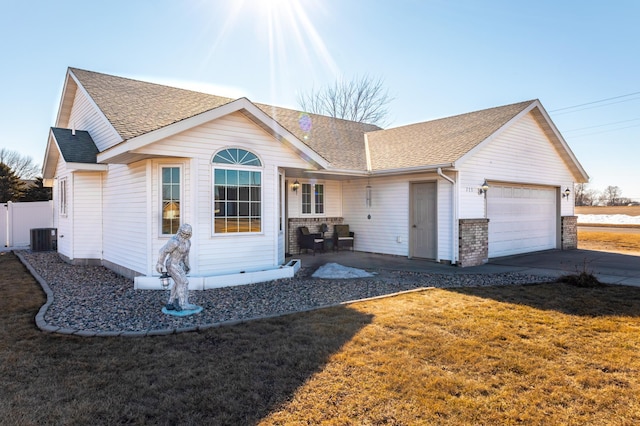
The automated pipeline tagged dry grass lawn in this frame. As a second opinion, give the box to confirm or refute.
[265,286,640,425]
[2,250,640,424]
[578,229,640,255]
[576,205,640,216]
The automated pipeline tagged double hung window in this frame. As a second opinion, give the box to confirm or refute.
[213,148,262,233]
[161,166,181,235]
[301,183,324,214]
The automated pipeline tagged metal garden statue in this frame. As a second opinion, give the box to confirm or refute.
[156,223,202,315]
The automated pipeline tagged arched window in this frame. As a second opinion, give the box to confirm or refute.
[213,148,261,167]
[213,148,262,233]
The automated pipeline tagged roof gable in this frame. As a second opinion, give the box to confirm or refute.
[365,100,535,171]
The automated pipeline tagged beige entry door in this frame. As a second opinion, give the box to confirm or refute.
[411,182,437,259]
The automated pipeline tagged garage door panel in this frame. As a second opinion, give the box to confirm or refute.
[488,184,556,257]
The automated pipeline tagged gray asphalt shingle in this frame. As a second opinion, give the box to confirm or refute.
[68,68,536,172]
[51,127,99,164]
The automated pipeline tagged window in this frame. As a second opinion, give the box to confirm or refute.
[213,148,262,233]
[161,166,181,235]
[59,178,67,216]
[302,183,324,214]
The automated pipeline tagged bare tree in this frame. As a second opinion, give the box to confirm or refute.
[297,75,394,127]
[574,183,599,206]
[600,185,623,206]
[0,148,40,179]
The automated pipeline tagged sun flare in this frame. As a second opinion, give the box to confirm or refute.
[197,0,340,101]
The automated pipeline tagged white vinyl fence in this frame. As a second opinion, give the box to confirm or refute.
[1,201,54,248]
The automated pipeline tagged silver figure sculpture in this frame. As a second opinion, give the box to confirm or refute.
[156,223,195,311]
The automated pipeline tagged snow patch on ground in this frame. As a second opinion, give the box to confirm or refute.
[577,214,640,225]
[312,262,377,279]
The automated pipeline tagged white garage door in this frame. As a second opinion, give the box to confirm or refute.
[487,184,557,257]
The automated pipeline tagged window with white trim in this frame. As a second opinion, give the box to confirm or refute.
[161,166,181,235]
[59,178,67,216]
[301,183,324,214]
[213,148,262,233]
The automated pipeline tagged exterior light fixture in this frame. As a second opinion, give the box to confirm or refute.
[478,179,489,196]
[159,271,171,289]
[292,180,300,193]
[562,187,571,199]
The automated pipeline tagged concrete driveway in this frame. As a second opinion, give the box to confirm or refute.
[291,249,640,287]
[489,249,640,286]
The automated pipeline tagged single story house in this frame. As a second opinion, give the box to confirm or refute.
[42,68,588,284]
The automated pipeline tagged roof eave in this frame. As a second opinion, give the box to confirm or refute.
[42,131,59,180]
[529,103,590,183]
[66,163,108,172]
[54,68,77,128]
[371,163,456,177]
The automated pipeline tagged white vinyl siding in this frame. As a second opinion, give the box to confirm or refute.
[72,172,103,259]
[142,112,305,275]
[458,113,575,220]
[102,162,148,275]
[66,87,122,151]
[456,112,576,258]
[341,173,454,261]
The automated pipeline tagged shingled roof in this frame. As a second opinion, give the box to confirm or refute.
[69,68,382,170]
[254,103,381,170]
[67,69,565,175]
[70,68,235,141]
[366,100,535,171]
[50,127,99,163]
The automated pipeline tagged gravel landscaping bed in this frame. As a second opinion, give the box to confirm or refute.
[19,251,551,336]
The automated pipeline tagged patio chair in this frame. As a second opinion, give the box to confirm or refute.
[298,226,324,255]
[333,224,355,251]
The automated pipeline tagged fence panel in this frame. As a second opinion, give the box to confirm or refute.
[6,201,54,247]
[1,204,7,247]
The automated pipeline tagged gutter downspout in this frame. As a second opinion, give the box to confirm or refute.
[437,168,458,265]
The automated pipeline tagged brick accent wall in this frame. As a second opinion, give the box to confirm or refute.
[458,218,489,267]
[287,217,344,255]
[561,215,578,250]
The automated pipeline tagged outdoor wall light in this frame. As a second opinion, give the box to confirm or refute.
[291,180,300,193]
[478,179,489,196]
[159,271,171,289]
[562,187,571,199]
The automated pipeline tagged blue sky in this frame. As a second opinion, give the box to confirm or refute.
[2,0,639,199]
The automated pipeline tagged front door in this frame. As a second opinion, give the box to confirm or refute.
[411,182,437,259]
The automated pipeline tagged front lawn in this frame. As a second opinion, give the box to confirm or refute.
[1,251,639,424]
